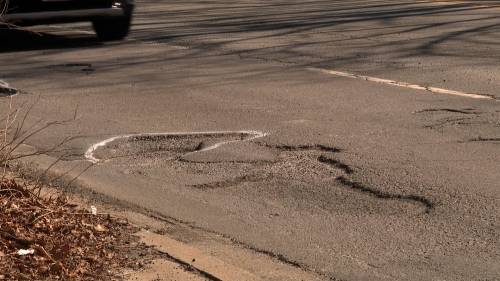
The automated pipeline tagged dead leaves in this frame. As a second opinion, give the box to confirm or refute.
[0,178,140,280]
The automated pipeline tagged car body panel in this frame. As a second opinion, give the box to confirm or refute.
[1,0,133,26]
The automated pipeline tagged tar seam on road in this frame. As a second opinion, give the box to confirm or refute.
[308,67,496,100]
[84,130,268,163]
[336,176,434,213]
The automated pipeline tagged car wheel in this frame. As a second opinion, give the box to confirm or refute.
[92,14,131,41]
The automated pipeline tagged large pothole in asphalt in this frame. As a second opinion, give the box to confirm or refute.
[87,131,266,164]
[87,131,432,215]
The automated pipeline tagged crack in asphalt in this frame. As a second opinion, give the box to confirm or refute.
[467,137,500,143]
[423,116,474,129]
[415,107,500,138]
[335,176,434,213]
[413,108,480,115]
[267,145,433,212]
[182,142,433,214]
[263,143,341,153]
[317,155,354,174]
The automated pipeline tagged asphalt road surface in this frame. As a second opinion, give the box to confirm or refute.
[1,0,500,280]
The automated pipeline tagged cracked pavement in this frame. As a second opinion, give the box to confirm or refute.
[1,0,500,280]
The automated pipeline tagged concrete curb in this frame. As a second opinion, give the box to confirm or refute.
[137,230,263,281]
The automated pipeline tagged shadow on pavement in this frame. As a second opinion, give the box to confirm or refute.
[130,0,500,65]
[0,27,102,53]
[1,0,500,93]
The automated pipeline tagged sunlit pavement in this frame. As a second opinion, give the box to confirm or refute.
[1,1,499,280]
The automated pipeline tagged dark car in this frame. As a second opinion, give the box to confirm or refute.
[1,0,134,40]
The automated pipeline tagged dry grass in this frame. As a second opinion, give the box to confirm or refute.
[1,96,84,184]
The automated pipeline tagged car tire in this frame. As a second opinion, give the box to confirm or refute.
[92,14,131,41]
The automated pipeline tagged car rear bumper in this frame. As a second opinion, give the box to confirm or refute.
[2,7,127,25]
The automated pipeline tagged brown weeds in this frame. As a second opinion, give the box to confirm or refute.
[0,98,146,280]
[0,177,139,280]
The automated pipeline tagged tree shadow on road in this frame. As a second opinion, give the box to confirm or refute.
[2,0,500,93]
[130,0,500,66]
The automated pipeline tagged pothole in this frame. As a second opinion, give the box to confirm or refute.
[85,131,267,164]
[86,131,432,214]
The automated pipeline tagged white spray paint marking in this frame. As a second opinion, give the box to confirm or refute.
[84,130,268,164]
[309,67,495,100]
